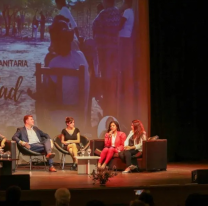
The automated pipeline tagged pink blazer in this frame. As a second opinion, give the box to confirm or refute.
[104,131,126,152]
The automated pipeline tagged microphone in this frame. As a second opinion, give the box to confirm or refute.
[108,130,113,138]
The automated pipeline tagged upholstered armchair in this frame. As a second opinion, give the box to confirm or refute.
[1,140,17,172]
[90,138,167,171]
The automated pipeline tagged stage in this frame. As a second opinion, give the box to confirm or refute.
[12,162,208,189]
[1,162,208,206]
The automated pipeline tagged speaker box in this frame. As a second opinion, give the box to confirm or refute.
[192,169,208,184]
[0,174,30,190]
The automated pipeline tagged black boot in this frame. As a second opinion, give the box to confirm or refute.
[72,163,77,171]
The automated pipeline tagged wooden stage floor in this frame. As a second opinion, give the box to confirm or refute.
[13,162,208,190]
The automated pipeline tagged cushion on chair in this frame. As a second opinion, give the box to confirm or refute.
[53,135,69,154]
[148,135,159,141]
[94,148,102,156]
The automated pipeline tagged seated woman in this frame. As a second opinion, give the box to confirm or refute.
[0,133,6,149]
[61,117,80,170]
[98,121,126,169]
[122,120,147,173]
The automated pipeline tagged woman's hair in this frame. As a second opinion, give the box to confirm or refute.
[132,120,145,143]
[105,117,114,129]
[65,117,74,125]
[49,15,74,56]
[107,121,120,132]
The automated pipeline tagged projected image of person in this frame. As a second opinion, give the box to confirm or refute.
[92,0,121,116]
[46,18,89,131]
[12,115,57,172]
[55,0,79,39]
[32,15,39,40]
[121,120,147,173]
[61,117,80,170]
[39,11,46,40]
[98,121,126,169]
[118,0,135,123]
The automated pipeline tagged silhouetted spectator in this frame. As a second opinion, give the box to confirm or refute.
[185,193,208,206]
[86,200,106,206]
[6,185,21,206]
[138,190,155,206]
[130,199,146,206]
[55,188,71,206]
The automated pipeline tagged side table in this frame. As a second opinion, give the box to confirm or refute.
[76,156,100,175]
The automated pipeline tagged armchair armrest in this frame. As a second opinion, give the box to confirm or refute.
[90,139,104,156]
[141,139,167,170]
[4,140,16,171]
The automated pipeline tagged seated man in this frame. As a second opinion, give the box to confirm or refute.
[12,115,57,172]
[0,133,6,149]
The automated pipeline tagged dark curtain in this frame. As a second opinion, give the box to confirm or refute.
[149,1,207,161]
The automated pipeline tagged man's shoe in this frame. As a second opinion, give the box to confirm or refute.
[46,153,55,159]
[49,166,57,172]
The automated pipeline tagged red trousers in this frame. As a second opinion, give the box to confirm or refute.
[99,147,117,164]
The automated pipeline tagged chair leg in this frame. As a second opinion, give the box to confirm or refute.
[62,154,65,170]
[16,151,20,170]
[30,156,32,171]
[43,155,47,171]
[60,154,63,169]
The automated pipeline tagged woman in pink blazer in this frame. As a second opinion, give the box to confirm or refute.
[98,121,126,169]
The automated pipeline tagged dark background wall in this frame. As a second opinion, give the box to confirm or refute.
[149,1,207,161]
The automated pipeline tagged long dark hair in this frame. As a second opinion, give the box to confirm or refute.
[107,121,120,132]
[132,120,145,143]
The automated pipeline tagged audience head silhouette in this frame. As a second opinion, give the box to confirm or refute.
[138,190,154,206]
[6,185,21,206]
[86,200,106,206]
[129,199,146,206]
[185,193,208,206]
[55,188,71,206]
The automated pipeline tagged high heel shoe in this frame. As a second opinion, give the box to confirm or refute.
[122,167,132,174]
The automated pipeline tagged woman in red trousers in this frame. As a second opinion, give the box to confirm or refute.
[98,121,126,169]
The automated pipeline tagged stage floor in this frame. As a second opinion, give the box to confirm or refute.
[13,162,208,190]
